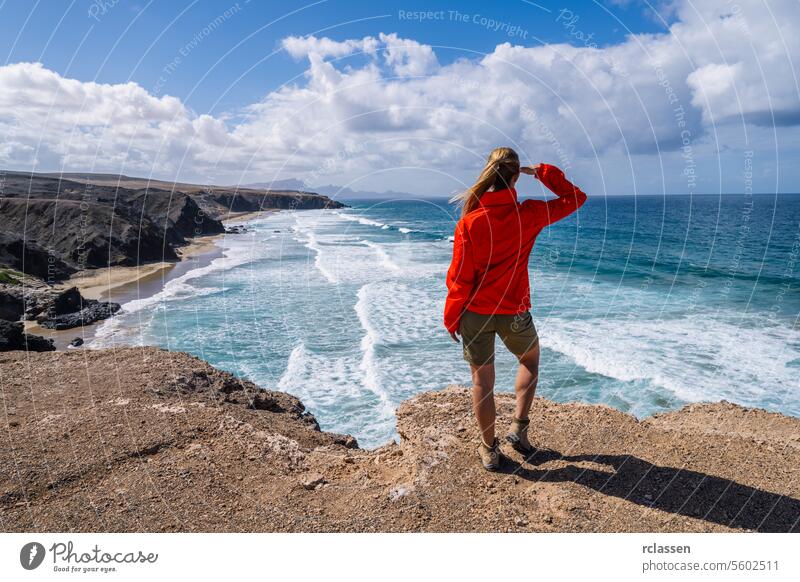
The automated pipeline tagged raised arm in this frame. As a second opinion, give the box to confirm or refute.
[444,220,476,336]
[521,163,587,227]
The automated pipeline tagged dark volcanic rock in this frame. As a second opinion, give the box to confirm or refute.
[69,337,84,347]
[0,173,211,280]
[23,332,56,351]
[0,320,22,350]
[0,231,73,281]
[0,197,178,279]
[38,301,121,330]
[127,190,224,244]
[0,320,55,352]
[22,289,51,321]
[198,190,346,217]
[49,286,83,315]
[26,286,121,330]
[0,286,24,321]
[0,171,343,280]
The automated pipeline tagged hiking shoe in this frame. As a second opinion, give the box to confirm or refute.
[506,417,534,455]
[478,438,502,471]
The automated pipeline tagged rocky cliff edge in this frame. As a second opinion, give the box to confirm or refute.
[2,348,798,532]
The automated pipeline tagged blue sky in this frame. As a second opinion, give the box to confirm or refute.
[0,1,667,112]
[0,0,798,196]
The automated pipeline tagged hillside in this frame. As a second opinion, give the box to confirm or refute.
[0,171,345,280]
[2,348,798,532]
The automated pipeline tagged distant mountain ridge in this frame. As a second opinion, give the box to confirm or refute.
[241,179,422,200]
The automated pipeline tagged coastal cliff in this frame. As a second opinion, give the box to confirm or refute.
[2,348,798,533]
[0,171,345,281]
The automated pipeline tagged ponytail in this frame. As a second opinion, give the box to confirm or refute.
[451,147,520,217]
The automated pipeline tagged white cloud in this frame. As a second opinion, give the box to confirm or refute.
[0,0,797,194]
[0,62,185,126]
[281,35,378,60]
[379,33,439,77]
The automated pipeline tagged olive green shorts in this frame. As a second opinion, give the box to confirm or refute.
[459,309,539,366]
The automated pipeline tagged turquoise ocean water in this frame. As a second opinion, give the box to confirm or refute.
[93,194,800,448]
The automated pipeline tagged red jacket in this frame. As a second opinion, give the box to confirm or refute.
[444,164,587,333]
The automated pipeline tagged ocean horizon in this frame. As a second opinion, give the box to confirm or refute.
[91,192,800,449]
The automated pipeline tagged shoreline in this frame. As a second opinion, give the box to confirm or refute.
[72,209,275,300]
[32,210,277,349]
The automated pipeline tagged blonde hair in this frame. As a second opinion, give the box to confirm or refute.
[452,147,521,217]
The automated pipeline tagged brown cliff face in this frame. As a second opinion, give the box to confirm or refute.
[2,348,798,532]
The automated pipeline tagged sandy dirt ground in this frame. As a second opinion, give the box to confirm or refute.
[2,348,798,533]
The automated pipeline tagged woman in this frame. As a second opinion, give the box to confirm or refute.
[444,147,587,471]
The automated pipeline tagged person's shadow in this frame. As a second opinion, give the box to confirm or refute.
[500,449,800,532]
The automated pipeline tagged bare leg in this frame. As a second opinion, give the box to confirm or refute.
[514,344,540,420]
[470,363,496,446]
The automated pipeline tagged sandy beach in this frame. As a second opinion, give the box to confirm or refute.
[220,209,272,223]
[66,210,274,299]
[26,210,276,349]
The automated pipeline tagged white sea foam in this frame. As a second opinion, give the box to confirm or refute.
[293,212,444,283]
[333,211,387,229]
[276,343,310,394]
[274,337,397,446]
[355,285,396,419]
[92,239,257,346]
[343,281,482,402]
[541,314,800,413]
[292,223,338,284]
[360,240,401,272]
[292,213,394,284]
[356,282,441,345]
[277,342,366,399]
[334,210,421,234]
